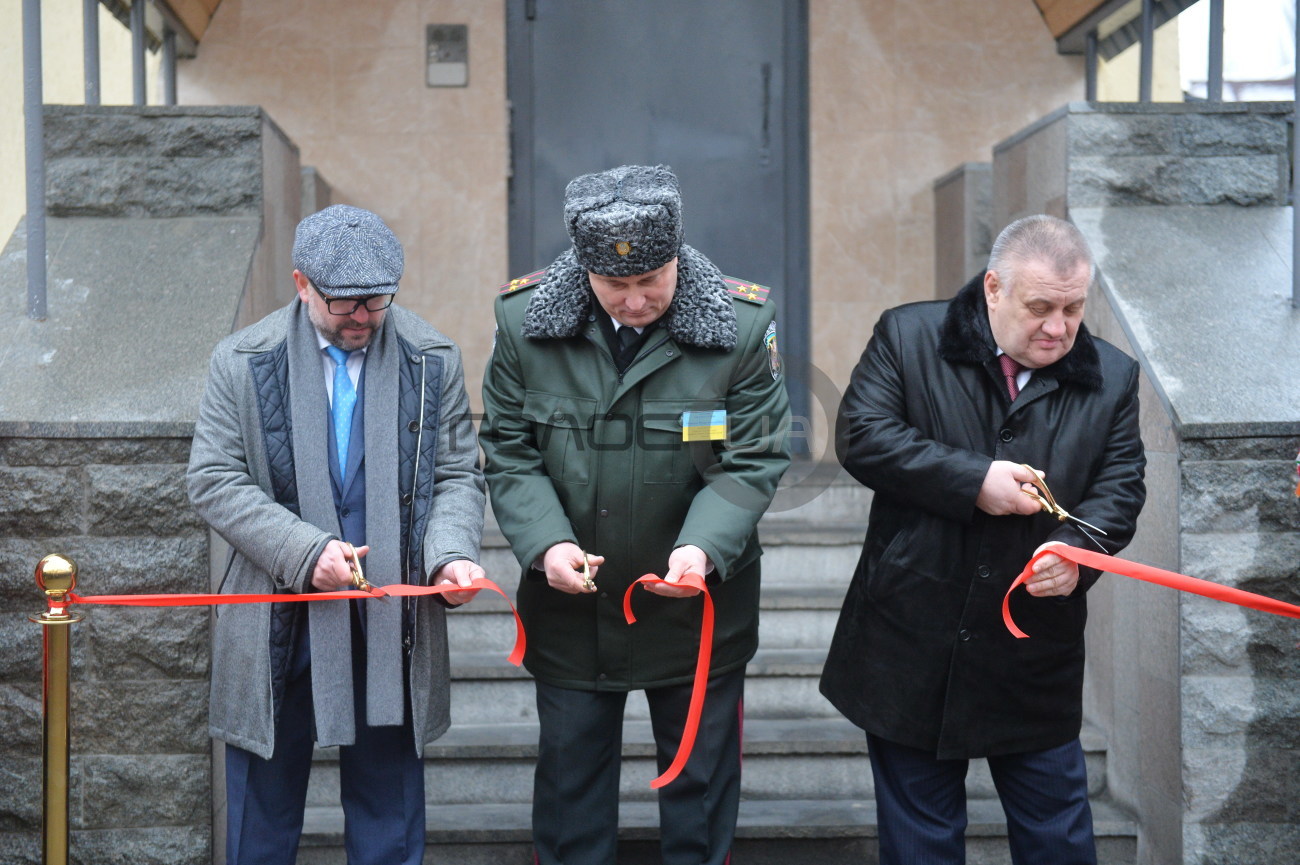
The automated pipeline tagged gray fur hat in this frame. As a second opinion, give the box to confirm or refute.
[564,165,683,276]
[292,204,404,296]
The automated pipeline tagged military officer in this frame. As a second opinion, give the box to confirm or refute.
[481,164,791,865]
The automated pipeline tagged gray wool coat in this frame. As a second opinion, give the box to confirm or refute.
[187,300,485,759]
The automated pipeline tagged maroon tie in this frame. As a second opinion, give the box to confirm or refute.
[999,354,1023,400]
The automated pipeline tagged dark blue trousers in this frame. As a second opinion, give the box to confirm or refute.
[533,668,745,865]
[867,733,1096,865]
[225,618,424,865]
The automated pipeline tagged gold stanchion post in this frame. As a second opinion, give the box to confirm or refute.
[30,554,82,865]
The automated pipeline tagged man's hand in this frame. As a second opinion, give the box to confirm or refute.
[311,541,369,591]
[542,542,605,594]
[1024,541,1079,597]
[434,559,486,606]
[644,544,708,598]
[976,461,1046,516]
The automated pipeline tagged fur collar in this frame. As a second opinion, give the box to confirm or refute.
[520,244,738,350]
[938,271,1103,391]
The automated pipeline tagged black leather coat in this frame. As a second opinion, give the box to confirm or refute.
[819,274,1146,759]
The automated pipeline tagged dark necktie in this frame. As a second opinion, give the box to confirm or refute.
[325,346,356,474]
[999,354,1024,401]
[617,325,639,352]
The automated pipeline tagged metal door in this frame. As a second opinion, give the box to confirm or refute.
[507,0,809,418]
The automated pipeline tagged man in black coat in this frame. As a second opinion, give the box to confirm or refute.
[820,215,1146,864]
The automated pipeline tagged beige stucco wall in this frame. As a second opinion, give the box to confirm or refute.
[0,0,162,247]
[177,0,1088,401]
[1097,17,1184,103]
[809,0,1082,392]
[179,0,508,402]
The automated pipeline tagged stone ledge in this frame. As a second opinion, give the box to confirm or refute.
[1073,206,1300,438]
[299,796,1138,845]
[0,217,259,428]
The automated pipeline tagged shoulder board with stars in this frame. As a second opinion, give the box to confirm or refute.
[499,269,547,295]
[722,276,772,305]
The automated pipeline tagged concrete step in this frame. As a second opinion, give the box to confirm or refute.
[476,525,864,593]
[760,469,876,524]
[306,717,872,807]
[306,719,1110,808]
[479,469,870,583]
[447,583,850,655]
[447,647,841,725]
[483,470,874,536]
[296,795,1136,865]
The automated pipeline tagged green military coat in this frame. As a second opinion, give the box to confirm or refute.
[481,245,791,690]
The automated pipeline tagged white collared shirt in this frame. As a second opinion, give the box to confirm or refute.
[610,316,645,337]
[316,331,368,406]
[995,348,1033,392]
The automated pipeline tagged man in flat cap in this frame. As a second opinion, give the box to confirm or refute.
[481,165,791,864]
[188,204,486,865]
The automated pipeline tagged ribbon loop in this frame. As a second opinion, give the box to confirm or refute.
[622,573,712,789]
[1003,545,1300,639]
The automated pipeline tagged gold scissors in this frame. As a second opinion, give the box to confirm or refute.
[581,553,596,593]
[1019,464,1109,551]
[344,542,371,591]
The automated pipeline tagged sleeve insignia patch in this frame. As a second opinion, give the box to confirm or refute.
[764,320,782,380]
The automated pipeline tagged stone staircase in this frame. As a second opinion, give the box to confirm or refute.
[295,476,1137,864]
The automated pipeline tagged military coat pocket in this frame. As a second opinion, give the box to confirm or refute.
[640,399,725,484]
[523,391,598,485]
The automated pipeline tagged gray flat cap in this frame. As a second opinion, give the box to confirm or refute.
[565,165,683,277]
[292,204,404,296]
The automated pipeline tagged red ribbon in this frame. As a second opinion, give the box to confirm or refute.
[622,573,712,789]
[1003,545,1300,639]
[64,577,525,666]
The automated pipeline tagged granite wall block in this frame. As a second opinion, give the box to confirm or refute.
[1070,155,1286,207]
[72,680,209,755]
[1069,112,1287,157]
[85,464,207,536]
[1180,432,1300,864]
[43,107,266,218]
[67,826,209,865]
[1181,459,1300,534]
[0,435,210,864]
[0,467,84,536]
[1185,822,1300,865]
[0,438,193,467]
[0,755,41,831]
[80,755,209,827]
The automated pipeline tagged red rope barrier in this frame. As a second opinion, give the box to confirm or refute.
[623,573,712,789]
[65,577,525,666]
[1003,545,1300,640]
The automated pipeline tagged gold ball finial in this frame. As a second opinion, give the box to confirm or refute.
[35,554,77,597]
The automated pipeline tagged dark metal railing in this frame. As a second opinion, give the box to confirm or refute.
[130,0,146,106]
[1080,0,1297,308]
[83,0,100,106]
[23,0,46,321]
[1294,1,1299,308]
[21,0,184,320]
[1207,0,1225,101]
[163,27,177,106]
[1138,0,1156,102]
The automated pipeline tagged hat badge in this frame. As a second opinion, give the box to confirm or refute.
[615,240,632,256]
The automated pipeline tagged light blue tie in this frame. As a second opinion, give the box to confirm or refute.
[325,346,356,476]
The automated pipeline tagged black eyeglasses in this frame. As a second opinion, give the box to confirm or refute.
[311,281,394,315]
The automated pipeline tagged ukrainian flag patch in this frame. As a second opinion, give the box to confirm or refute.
[681,410,727,442]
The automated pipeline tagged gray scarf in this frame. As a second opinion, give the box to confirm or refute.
[287,300,405,744]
